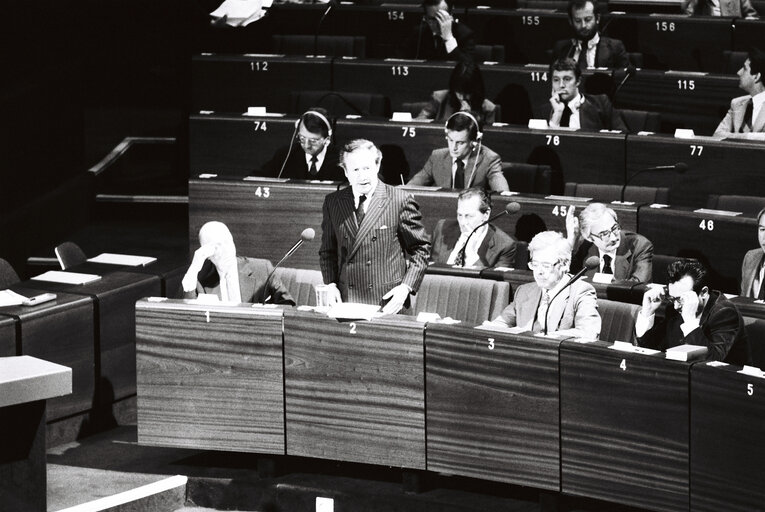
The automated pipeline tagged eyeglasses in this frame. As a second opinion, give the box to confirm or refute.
[591,223,620,241]
[528,260,560,272]
[297,135,325,146]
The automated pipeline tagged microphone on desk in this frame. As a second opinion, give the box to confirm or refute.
[620,162,688,202]
[543,255,599,335]
[261,228,316,303]
[313,0,336,57]
[457,202,521,267]
[613,63,637,100]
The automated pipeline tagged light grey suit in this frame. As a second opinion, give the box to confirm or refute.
[741,248,764,297]
[497,277,601,339]
[683,0,759,17]
[715,95,765,136]
[407,146,509,192]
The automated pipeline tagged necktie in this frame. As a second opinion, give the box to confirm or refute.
[757,257,765,300]
[534,290,551,332]
[454,159,465,189]
[454,238,468,267]
[741,98,754,133]
[602,255,613,274]
[560,105,572,127]
[309,156,318,175]
[577,42,588,70]
[356,194,367,225]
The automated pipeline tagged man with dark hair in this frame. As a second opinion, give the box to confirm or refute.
[264,107,345,181]
[431,188,517,268]
[682,0,758,17]
[741,206,765,298]
[408,110,508,191]
[552,0,629,71]
[404,0,476,63]
[715,48,765,137]
[539,58,627,131]
[636,260,750,365]
[320,139,431,314]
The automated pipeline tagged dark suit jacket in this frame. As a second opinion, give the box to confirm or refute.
[638,290,751,365]
[431,219,517,268]
[319,181,431,305]
[552,36,630,70]
[570,231,653,283]
[263,143,345,181]
[741,248,764,297]
[683,0,759,17]
[183,256,295,305]
[405,20,476,63]
[497,278,601,339]
[538,93,627,132]
[407,146,509,191]
[714,95,765,136]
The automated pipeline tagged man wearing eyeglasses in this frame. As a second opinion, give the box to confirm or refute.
[567,203,653,283]
[407,110,508,191]
[636,260,750,364]
[263,108,345,181]
[490,230,601,339]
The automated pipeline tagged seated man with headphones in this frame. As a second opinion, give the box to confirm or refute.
[263,107,345,181]
[407,111,509,192]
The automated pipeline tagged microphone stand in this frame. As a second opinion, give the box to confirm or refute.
[457,206,516,267]
[543,264,593,335]
[261,237,310,303]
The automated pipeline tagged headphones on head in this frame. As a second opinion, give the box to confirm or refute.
[445,111,482,150]
[296,110,333,140]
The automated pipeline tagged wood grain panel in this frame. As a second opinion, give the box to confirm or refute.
[690,363,765,512]
[560,340,690,512]
[638,205,756,294]
[426,324,561,489]
[136,301,285,453]
[284,309,425,469]
[0,287,95,420]
[189,178,333,270]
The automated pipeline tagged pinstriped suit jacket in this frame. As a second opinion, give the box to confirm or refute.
[320,181,431,305]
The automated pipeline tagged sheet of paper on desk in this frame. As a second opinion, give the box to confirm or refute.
[31,271,101,285]
[326,303,381,321]
[0,289,27,307]
[87,253,157,266]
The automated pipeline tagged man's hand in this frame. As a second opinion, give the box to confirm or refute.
[678,290,701,324]
[381,284,411,315]
[641,285,665,317]
[434,9,454,41]
[181,244,216,292]
[325,283,343,307]
[548,92,565,127]
[565,205,579,245]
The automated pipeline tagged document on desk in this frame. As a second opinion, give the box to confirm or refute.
[665,344,708,361]
[31,271,101,285]
[326,303,381,321]
[609,340,661,356]
[0,289,27,306]
[87,253,157,266]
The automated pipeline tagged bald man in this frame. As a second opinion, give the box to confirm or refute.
[182,221,295,305]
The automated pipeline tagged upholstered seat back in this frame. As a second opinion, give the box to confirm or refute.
[415,274,510,325]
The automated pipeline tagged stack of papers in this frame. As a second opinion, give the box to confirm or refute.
[31,271,101,285]
[87,253,156,267]
[665,344,708,361]
[326,303,381,321]
[210,0,271,27]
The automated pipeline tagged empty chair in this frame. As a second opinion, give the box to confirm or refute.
[54,242,86,270]
[0,258,20,288]
[474,44,506,63]
[415,274,510,325]
[744,317,765,369]
[564,182,670,204]
[627,52,644,68]
[274,267,324,307]
[272,35,366,58]
[598,299,641,343]
[290,90,392,118]
[722,51,747,74]
[620,109,661,134]
[706,195,765,216]
[502,162,554,194]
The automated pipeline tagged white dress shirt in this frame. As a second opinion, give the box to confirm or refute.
[446,224,489,266]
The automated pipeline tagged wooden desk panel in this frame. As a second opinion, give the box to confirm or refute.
[284,309,426,469]
[426,324,561,488]
[626,134,765,206]
[560,341,690,512]
[637,205,755,293]
[191,54,333,113]
[24,271,161,402]
[690,363,765,512]
[483,127,627,187]
[615,71,739,134]
[0,287,95,420]
[189,178,332,270]
[0,316,15,357]
[189,115,298,178]
[136,300,285,453]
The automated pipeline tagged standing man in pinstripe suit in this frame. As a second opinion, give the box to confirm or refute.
[320,139,431,314]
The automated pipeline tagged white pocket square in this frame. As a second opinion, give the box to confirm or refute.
[379,225,389,230]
